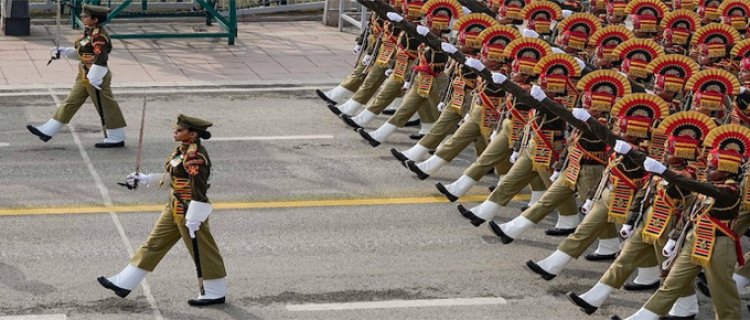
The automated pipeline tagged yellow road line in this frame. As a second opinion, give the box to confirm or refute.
[0,194,530,217]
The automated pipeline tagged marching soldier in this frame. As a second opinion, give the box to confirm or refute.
[688,23,742,71]
[457,52,584,231]
[98,114,227,306]
[27,5,127,148]
[612,124,750,320]
[387,14,500,165]
[357,0,462,147]
[567,111,716,318]
[525,93,670,280]
[316,11,385,106]
[624,0,669,40]
[489,70,630,243]
[341,0,426,129]
[659,10,701,55]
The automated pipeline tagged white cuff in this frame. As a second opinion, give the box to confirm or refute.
[186,200,213,222]
[462,6,471,14]
[552,47,565,54]
[441,42,458,54]
[562,9,572,18]
[464,58,485,71]
[416,25,430,36]
[575,58,586,70]
[387,12,404,22]
[87,64,108,88]
[523,29,540,38]
[491,72,507,84]
[530,85,546,101]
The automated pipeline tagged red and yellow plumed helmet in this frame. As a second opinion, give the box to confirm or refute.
[403,0,426,21]
[606,0,631,19]
[555,13,602,51]
[686,68,741,111]
[587,25,635,61]
[576,70,632,112]
[421,0,464,31]
[719,0,750,32]
[699,0,726,22]
[613,38,665,80]
[533,53,583,94]
[626,0,670,34]
[612,93,671,138]
[390,0,405,11]
[647,54,701,94]
[479,25,522,63]
[498,0,531,21]
[654,111,717,160]
[691,23,742,59]
[503,37,553,76]
[661,10,702,47]
[703,124,750,173]
[520,1,563,35]
[730,38,750,71]
[452,13,499,51]
[675,0,699,10]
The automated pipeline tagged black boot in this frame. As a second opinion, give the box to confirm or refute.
[435,182,458,202]
[340,114,363,130]
[357,128,380,147]
[316,89,337,105]
[457,204,484,227]
[526,260,556,281]
[97,276,131,298]
[405,160,429,180]
[326,104,342,116]
[27,125,52,142]
[488,221,514,244]
[584,252,617,261]
[382,109,396,115]
[404,118,420,127]
[545,227,576,236]
[696,272,710,297]
[187,297,226,307]
[95,141,125,148]
[623,281,660,291]
[409,133,425,140]
[566,292,597,315]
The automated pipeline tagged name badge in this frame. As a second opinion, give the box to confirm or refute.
[170,155,183,168]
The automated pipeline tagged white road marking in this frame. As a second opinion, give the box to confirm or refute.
[286,297,507,311]
[211,135,335,141]
[1,85,331,97]
[0,142,9,147]
[0,315,66,320]
[47,88,164,320]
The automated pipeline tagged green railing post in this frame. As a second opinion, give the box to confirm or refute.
[228,0,236,45]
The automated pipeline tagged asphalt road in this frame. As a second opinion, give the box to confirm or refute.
[0,87,741,319]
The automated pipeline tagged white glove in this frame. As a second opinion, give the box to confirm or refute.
[462,6,472,14]
[741,86,747,94]
[523,29,540,38]
[662,239,677,257]
[441,42,458,54]
[614,140,632,155]
[510,151,520,163]
[490,129,498,141]
[402,81,411,91]
[552,47,565,54]
[581,199,594,214]
[464,58,485,71]
[362,54,373,66]
[491,72,507,84]
[50,47,77,59]
[416,25,430,36]
[125,172,151,188]
[644,157,667,174]
[186,220,201,239]
[437,102,446,112]
[530,85,547,101]
[385,69,394,77]
[571,108,591,121]
[86,64,108,90]
[620,224,634,238]
[562,9,573,18]
[185,200,213,239]
[387,12,404,22]
[550,170,560,182]
[353,44,362,54]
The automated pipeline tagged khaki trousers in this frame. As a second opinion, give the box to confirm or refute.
[365,68,410,115]
[643,233,741,319]
[557,189,618,257]
[339,59,367,92]
[131,206,227,280]
[350,64,389,105]
[434,106,484,161]
[487,147,578,215]
[53,69,126,129]
[417,106,462,150]
[522,164,604,223]
[387,73,447,126]
[601,223,663,288]
[464,118,513,180]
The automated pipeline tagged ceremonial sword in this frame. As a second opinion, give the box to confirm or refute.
[118,96,147,190]
[47,0,62,65]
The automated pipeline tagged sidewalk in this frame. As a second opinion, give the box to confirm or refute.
[0,20,358,90]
